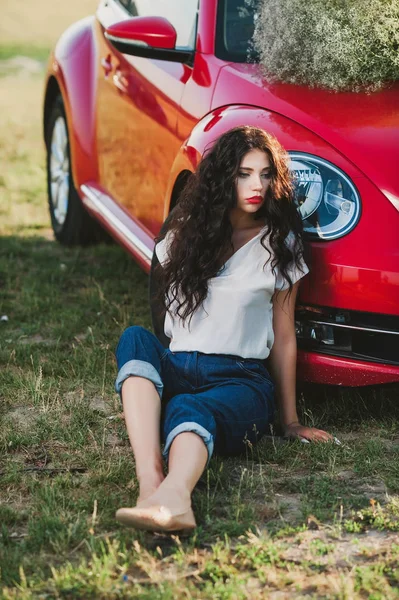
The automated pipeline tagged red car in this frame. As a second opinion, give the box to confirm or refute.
[43,0,399,387]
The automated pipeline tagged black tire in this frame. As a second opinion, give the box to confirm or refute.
[45,95,107,245]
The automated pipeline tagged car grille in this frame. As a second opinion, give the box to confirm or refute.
[295,306,399,366]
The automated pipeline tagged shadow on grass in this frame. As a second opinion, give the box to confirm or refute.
[298,382,399,429]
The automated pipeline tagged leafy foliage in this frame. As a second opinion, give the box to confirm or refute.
[252,0,399,92]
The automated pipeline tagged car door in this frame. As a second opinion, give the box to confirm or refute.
[95,0,199,236]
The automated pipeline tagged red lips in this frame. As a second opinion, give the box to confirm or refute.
[246,196,263,204]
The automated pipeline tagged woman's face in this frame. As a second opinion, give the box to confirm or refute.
[235,149,272,216]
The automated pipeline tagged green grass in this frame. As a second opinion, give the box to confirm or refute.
[1,51,399,600]
[0,44,51,62]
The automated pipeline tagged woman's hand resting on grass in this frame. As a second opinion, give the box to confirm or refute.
[283,422,334,443]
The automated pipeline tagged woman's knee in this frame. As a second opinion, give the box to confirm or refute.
[115,326,165,397]
[162,395,217,467]
[115,326,159,363]
[163,395,215,435]
[116,325,150,351]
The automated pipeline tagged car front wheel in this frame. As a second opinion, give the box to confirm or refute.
[45,94,106,245]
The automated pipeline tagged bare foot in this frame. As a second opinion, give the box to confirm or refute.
[116,480,196,532]
[115,504,196,533]
[138,479,191,514]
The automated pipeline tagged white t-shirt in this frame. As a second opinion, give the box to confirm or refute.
[155,229,308,360]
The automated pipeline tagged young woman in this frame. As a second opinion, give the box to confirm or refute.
[114,126,332,533]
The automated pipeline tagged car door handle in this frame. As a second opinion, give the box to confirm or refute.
[113,70,129,94]
[101,55,113,77]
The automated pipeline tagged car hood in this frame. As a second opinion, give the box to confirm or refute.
[213,63,399,208]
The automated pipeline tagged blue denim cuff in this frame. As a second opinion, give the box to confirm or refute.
[162,422,214,468]
[115,359,163,398]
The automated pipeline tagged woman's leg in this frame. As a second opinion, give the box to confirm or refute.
[115,351,274,531]
[137,366,273,520]
[146,393,214,510]
[115,326,167,504]
[164,431,208,502]
[115,393,215,531]
[121,377,164,504]
[136,430,208,513]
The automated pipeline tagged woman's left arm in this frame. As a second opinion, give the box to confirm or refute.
[269,282,332,442]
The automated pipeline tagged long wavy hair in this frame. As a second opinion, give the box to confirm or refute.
[156,126,305,324]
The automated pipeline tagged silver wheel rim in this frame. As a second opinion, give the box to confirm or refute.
[50,116,70,226]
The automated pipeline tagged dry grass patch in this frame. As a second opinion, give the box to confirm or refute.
[2,528,399,599]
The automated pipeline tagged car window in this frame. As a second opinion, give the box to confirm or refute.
[118,0,199,50]
[215,0,260,63]
[118,1,138,15]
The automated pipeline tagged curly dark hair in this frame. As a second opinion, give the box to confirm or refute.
[155,126,305,324]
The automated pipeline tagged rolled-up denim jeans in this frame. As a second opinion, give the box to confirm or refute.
[115,326,275,467]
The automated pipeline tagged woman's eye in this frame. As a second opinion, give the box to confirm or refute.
[238,172,271,179]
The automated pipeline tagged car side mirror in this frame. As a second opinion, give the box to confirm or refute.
[105,16,193,63]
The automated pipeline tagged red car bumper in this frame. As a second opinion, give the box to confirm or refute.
[297,350,399,386]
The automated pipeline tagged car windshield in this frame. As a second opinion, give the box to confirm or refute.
[215,0,259,63]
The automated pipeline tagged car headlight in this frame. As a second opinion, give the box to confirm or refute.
[288,153,361,240]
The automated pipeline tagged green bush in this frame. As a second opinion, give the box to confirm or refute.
[252,0,399,92]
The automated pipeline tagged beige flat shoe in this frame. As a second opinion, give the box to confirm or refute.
[115,505,197,533]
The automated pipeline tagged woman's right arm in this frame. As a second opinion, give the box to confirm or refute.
[269,284,332,442]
